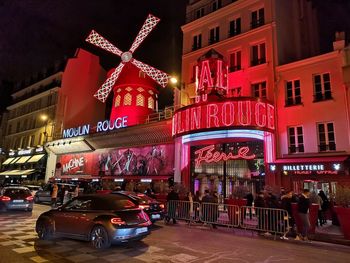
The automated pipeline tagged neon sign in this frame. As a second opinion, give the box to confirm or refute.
[194,145,256,167]
[172,98,275,137]
[62,156,85,173]
[283,165,325,171]
[63,116,128,138]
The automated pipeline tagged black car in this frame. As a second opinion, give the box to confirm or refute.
[112,191,165,223]
[36,194,152,249]
[0,186,34,212]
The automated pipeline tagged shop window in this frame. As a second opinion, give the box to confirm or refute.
[251,42,266,66]
[251,7,265,29]
[229,50,241,72]
[285,80,302,106]
[192,34,202,51]
[313,73,332,102]
[317,122,336,151]
[252,81,266,98]
[288,126,304,153]
[209,26,220,44]
[123,93,132,106]
[148,97,154,109]
[136,94,145,106]
[115,95,121,107]
[229,17,241,37]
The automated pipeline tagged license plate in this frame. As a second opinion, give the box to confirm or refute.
[151,214,161,219]
[13,200,24,203]
[136,227,148,235]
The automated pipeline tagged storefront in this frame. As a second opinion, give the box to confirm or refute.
[270,156,350,196]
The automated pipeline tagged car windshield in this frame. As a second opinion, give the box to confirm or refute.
[3,188,31,197]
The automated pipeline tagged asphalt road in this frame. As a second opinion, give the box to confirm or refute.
[0,204,349,263]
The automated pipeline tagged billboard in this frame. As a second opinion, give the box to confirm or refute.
[58,144,174,176]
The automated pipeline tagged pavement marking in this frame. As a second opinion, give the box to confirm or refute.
[29,256,49,263]
[12,246,36,254]
[169,253,198,263]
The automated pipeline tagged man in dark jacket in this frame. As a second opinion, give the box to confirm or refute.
[297,189,311,241]
[167,186,179,224]
[201,189,218,228]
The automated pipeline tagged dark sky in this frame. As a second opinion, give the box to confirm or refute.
[0,0,188,110]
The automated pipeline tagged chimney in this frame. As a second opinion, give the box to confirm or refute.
[333,31,345,51]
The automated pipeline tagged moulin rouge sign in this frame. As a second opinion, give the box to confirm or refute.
[195,145,256,167]
[172,98,275,137]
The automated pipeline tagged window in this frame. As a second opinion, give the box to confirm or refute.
[313,73,332,101]
[288,126,304,153]
[148,97,154,109]
[65,198,92,210]
[136,94,145,106]
[286,80,301,106]
[209,26,220,44]
[192,34,202,50]
[29,135,35,146]
[16,122,20,133]
[317,122,336,151]
[229,18,241,37]
[251,43,266,66]
[252,81,266,98]
[47,94,52,106]
[123,93,132,106]
[227,87,242,97]
[251,8,265,29]
[7,124,12,135]
[196,8,204,19]
[212,0,222,11]
[115,95,121,107]
[229,50,241,72]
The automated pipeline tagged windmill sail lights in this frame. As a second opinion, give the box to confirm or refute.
[86,14,171,103]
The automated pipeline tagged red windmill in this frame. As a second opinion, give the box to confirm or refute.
[86,14,171,125]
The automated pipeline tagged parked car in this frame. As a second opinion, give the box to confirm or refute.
[23,185,42,196]
[0,186,34,212]
[34,183,76,204]
[111,191,165,223]
[36,194,151,249]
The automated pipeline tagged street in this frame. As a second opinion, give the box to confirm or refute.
[0,204,349,263]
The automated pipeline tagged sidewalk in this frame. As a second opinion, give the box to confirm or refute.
[312,222,350,246]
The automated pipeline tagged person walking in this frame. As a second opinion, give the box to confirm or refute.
[72,184,80,199]
[280,190,294,240]
[254,191,267,234]
[202,189,218,228]
[51,183,58,208]
[297,189,311,241]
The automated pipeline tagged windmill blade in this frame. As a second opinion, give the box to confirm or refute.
[86,30,123,57]
[129,14,160,53]
[94,62,125,103]
[132,58,170,88]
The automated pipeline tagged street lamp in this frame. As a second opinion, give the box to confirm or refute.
[170,76,186,109]
[40,114,49,144]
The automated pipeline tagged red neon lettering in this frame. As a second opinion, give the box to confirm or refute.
[216,60,223,88]
[198,60,213,92]
[238,101,252,126]
[185,108,190,132]
[267,104,275,129]
[194,145,256,167]
[177,111,185,134]
[172,115,177,136]
[190,106,201,130]
[206,104,219,128]
[222,102,234,126]
[255,102,266,127]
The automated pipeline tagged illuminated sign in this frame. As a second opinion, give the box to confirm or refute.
[283,165,324,171]
[18,149,33,156]
[62,157,85,173]
[280,163,342,175]
[194,145,256,167]
[172,98,275,137]
[63,116,128,138]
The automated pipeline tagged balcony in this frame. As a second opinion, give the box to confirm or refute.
[289,145,304,154]
[251,18,265,29]
[251,58,266,67]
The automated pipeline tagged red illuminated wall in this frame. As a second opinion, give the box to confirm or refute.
[58,144,174,177]
[60,48,106,129]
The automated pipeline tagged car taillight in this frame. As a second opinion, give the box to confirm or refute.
[110,217,126,225]
[139,204,150,210]
[26,196,34,201]
[0,196,11,201]
[159,203,165,209]
[139,210,151,226]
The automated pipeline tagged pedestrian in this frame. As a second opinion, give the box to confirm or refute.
[297,189,311,241]
[184,192,194,222]
[51,183,58,208]
[166,186,179,224]
[280,190,294,240]
[318,190,329,225]
[72,184,79,198]
[202,189,218,228]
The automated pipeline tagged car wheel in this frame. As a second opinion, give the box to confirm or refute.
[90,225,111,249]
[36,221,53,240]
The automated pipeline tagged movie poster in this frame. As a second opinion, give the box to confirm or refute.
[57,144,174,176]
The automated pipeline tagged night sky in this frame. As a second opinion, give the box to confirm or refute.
[0,0,188,111]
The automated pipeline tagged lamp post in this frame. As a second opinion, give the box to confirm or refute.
[40,114,49,144]
[170,77,185,110]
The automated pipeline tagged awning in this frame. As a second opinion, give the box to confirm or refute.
[0,169,36,176]
[1,157,16,165]
[13,156,32,164]
[45,137,94,155]
[27,154,45,163]
[272,155,348,164]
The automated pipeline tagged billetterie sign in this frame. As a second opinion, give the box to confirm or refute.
[63,117,128,138]
[172,98,275,137]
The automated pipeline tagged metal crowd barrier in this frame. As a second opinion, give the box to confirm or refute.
[166,200,290,236]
